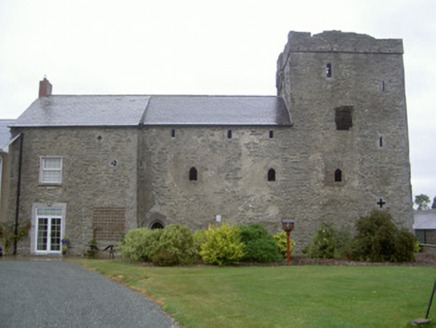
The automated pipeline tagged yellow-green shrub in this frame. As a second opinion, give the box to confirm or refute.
[199,223,245,266]
[273,231,295,259]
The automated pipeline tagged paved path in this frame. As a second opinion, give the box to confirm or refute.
[0,259,179,328]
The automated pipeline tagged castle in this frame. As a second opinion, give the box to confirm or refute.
[0,31,413,256]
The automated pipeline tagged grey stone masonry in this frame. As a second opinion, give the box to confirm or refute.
[5,30,413,255]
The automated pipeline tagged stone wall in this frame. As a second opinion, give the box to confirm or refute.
[276,31,413,245]
[9,127,139,255]
[138,126,297,234]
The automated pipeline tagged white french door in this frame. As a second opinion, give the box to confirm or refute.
[35,208,62,253]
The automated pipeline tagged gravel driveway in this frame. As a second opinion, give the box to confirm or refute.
[0,259,179,328]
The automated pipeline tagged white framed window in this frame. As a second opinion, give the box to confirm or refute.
[40,156,63,184]
[31,203,66,255]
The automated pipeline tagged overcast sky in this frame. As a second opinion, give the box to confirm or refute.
[0,0,435,201]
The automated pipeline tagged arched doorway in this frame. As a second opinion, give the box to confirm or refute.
[150,221,164,229]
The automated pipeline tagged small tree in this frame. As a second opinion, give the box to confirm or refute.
[350,209,416,262]
[303,222,337,259]
[432,196,436,209]
[415,194,431,210]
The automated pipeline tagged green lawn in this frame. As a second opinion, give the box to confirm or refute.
[73,259,436,328]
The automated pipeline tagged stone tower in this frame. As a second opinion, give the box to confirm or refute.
[276,31,413,237]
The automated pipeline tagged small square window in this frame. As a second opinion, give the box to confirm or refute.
[335,107,353,131]
[40,157,62,184]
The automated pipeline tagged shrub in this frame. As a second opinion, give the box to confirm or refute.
[119,224,197,265]
[239,224,282,263]
[303,222,337,259]
[151,224,197,266]
[193,229,207,252]
[273,231,295,259]
[303,223,353,259]
[350,210,417,262]
[199,222,245,266]
[118,227,161,262]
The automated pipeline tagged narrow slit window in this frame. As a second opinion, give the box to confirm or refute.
[381,81,386,92]
[269,131,274,138]
[268,168,276,182]
[334,169,342,182]
[326,63,332,78]
[227,130,232,139]
[379,136,383,148]
[171,129,176,138]
[189,167,198,181]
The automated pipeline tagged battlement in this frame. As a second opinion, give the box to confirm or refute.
[281,30,403,55]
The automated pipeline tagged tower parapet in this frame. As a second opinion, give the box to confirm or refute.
[282,30,403,54]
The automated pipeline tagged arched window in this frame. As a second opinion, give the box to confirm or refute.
[268,168,276,182]
[189,167,198,181]
[151,222,164,229]
[334,169,342,182]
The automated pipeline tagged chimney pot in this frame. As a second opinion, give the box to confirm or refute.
[39,77,53,98]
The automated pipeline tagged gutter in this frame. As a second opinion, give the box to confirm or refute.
[13,133,24,256]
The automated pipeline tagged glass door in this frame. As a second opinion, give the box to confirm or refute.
[36,208,62,253]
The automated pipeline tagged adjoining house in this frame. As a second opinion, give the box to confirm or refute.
[1,31,414,256]
[0,120,17,224]
[413,210,436,244]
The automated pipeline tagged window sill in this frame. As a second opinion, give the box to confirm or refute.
[38,183,62,187]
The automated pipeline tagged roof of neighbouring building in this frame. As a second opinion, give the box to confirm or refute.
[413,210,436,230]
[13,95,292,127]
[0,119,17,151]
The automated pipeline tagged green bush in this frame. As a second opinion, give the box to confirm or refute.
[273,231,295,259]
[118,227,162,262]
[193,229,207,252]
[151,224,197,266]
[199,222,245,266]
[119,224,197,265]
[239,224,282,263]
[350,210,417,262]
[303,222,337,259]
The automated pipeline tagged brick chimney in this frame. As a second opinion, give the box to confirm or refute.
[39,77,53,97]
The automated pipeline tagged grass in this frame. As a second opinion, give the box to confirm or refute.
[72,259,436,328]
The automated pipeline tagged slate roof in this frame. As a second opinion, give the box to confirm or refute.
[0,119,16,151]
[14,95,150,127]
[413,210,436,230]
[13,95,291,127]
[144,95,290,126]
